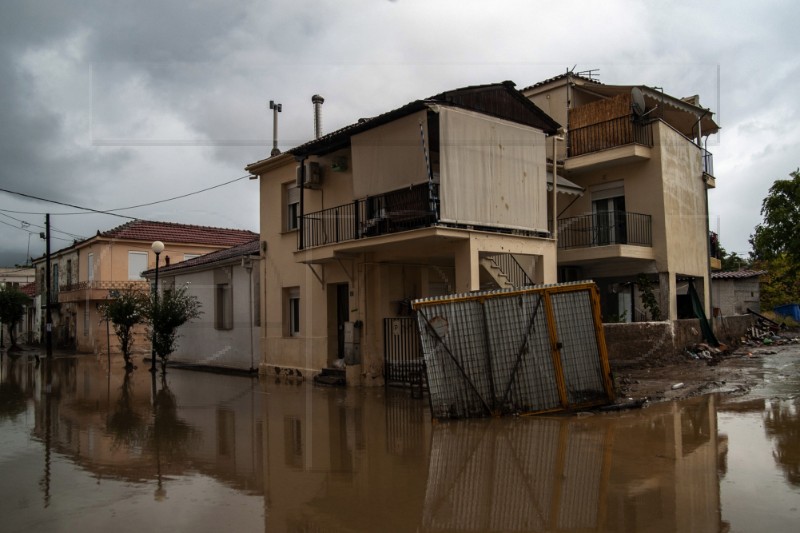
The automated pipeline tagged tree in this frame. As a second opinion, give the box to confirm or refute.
[146,286,201,372]
[100,289,148,370]
[750,170,800,309]
[750,169,800,265]
[0,285,29,350]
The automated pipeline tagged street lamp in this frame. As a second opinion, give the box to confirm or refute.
[150,241,165,373]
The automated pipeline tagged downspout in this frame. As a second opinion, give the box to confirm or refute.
[296,155,307,250]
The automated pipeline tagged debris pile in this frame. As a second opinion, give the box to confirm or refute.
[684,342,730,363]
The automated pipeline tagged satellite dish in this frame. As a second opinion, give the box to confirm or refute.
[631,87,646,117]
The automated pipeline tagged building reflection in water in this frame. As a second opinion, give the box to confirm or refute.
[4,353,800,532]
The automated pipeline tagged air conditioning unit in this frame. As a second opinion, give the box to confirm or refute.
[295,161,322,189]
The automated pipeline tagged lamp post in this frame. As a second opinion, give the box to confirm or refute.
[150,241,165,373]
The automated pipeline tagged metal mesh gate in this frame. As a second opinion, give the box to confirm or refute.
[383,317,425,387]
[412,281,614,420]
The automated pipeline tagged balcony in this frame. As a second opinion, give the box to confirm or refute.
[702,148,716,189]
[557,211,655,264]
[58,280,150,302]
[299,182,438,250]
[565,116,653,172]
[709,231,722,270]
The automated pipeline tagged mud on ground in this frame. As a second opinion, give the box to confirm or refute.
[611,332,800,404]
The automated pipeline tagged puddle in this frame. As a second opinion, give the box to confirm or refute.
[0,353,798,532]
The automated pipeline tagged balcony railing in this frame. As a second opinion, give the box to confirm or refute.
[569,115,653,157]
[557,211,652,250]
[300,182,438,250]
[702,148,714,177]
[59,280,149,292]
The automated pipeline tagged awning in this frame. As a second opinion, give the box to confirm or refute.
[547,172,584,196]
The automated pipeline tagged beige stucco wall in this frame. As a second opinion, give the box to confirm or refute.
[256,147,557,383]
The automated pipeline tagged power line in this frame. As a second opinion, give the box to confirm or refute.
[0,211,87,240]
[0,188,137,219]
[0,174,251,217]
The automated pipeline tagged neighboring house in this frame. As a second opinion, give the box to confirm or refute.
[142,239,261,371]
[32,220,257,354]
[0,267,35,287]
[1,267,36,346]
[711,270,766,316]
[246,81,561,382]
[522,72,720,322]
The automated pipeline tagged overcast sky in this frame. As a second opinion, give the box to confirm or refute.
[1,0,797,267]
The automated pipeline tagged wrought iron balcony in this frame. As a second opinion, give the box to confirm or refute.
[568,115,653,157]
[299,182,438,250]
[557,211,652,250]
[702,148,714,177]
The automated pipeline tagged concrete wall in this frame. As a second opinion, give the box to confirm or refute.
[605,315,755,364]
[712,278,761,316]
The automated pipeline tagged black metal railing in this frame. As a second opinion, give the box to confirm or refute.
[557,211,652,249]
[702,148,714,177]
[569,115,653,157]
[383,317,425,388]
[300,182,438,250]
[485,253,534,287]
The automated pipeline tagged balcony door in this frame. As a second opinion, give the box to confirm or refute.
[591,183,627,246]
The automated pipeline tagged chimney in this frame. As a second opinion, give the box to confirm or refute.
[269,100,282,157]
[312,94,324,139]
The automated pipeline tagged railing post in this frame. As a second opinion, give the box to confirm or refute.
[354,200,360,240]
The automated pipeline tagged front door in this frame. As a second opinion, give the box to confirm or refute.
[593,195,627,245]
[336,284,349,359]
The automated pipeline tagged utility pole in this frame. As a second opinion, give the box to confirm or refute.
[45,214,52,358]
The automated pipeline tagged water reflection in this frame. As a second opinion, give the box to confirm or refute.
[763,398,800,487]
[1,354,799,532]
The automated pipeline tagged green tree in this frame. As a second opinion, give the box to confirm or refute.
[100,289,148,370]
[0,285,29,350]
[750,170,800,309]
[750,169,800,265]
[147,286,201,372]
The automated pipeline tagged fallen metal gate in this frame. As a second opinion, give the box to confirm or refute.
[412,281,615,420]
[383,317,426,389]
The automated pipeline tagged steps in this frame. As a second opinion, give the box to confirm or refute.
[313,367,346,387]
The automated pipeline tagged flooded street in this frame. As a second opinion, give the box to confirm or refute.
[1,352,799,532]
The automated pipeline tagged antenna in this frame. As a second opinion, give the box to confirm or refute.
[269,100,282,157]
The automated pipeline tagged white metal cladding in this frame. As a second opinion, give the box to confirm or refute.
[413,281,613,420]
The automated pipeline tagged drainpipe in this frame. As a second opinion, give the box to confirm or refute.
[296,155,307,250]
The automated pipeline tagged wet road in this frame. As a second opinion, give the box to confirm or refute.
[1,351,798,532]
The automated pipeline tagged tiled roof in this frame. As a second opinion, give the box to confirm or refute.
[247,81,559,168]
[99,220,257,247]
[143,238,260,276]
[711,270,767,280]
[520,72,602,92]
[20,281,36,297]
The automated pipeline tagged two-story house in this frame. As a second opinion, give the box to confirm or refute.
[34,220,257,354]
[522,73,719,322]
[246,82,563,383]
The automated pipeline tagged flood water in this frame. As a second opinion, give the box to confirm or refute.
[1,353,798,532]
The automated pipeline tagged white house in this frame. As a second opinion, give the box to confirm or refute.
[143,239,261,371]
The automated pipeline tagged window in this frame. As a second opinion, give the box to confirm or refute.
[285,287,300,336]
[52,263,59,298]
[284,183,300,231]
[215,283,233,330]
[87,253,94,282]
[128,251,149,280]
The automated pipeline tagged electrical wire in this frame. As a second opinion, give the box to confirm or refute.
[0,174,251,217]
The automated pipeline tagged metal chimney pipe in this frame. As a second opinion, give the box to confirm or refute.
[269,100,282,157]
[312,94,324,139]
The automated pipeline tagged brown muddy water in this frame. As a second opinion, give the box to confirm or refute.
[1,352,798,532]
